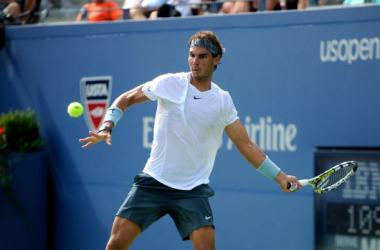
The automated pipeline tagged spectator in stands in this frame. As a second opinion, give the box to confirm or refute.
[123,0,199,19]
[266,0,307,10]
[170,0,202,17]
[76,0,123,22]
[0,0,37,24]
[220,0,258,14]
[344,0,380,4]
[122,0,165,19]
[220,0,306,14]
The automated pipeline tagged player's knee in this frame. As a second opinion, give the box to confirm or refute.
[105,232,127,250]
[106,233,131,250]
[105,239,118,250]
[190,228,215,250]
[194,242,215,250]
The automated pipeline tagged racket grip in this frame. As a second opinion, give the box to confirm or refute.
[287,182,298,191]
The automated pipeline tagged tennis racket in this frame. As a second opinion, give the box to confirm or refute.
[288,161,358,193]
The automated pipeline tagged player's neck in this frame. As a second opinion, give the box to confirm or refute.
[190,75,212,92]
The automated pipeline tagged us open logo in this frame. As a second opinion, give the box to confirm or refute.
[80,76,112,131]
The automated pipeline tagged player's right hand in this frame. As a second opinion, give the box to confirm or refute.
[79,130,112,148]
[274,171,303,193]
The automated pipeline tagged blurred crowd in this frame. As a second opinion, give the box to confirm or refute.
[1,0,379,25]
[0,0,42,25]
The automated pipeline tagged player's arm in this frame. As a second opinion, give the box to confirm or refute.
[111,84,150,112]
[225,119,300,192]
[79,84,149,148]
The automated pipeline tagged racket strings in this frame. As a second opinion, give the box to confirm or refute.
[316,165,354,189]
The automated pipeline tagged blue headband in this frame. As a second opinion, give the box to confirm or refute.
[190,38,222,56]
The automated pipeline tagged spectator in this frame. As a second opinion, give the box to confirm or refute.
[122,0,165,19]
[76,0,123,22]
[0,0,37,24]
[220,0,258,14]
[266,0,307,10]
[220,0,306,14]
[123,0,200,19]
[170,0,201,17]
[122,0,178,19]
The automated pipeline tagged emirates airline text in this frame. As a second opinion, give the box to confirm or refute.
[142,116,297,152]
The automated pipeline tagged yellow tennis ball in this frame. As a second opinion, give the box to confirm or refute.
[67,102,83,118]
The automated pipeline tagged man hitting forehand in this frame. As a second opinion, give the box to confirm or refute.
[80,30,302,250]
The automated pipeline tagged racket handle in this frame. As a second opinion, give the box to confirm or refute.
[287,182,298,191]
[287,179,308,191]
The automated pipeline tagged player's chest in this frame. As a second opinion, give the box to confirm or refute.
[183,92,223,128]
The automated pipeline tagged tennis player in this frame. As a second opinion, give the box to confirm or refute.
[79,30,302,250]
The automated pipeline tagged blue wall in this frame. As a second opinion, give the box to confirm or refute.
[1,5,380,249]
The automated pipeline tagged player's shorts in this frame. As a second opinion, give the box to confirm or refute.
[116,172,215,240]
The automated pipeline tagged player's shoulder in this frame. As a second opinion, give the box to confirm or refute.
[157,72,189,80]
[212,82,232,99]
[153,72,189,85]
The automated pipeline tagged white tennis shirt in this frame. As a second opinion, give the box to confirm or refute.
[142,72,238,190]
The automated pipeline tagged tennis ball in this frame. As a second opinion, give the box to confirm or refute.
[67,102,83,118]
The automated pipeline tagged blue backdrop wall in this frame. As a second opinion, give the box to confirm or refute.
[1,5,380,250]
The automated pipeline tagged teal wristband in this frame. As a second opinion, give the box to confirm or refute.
[103,107,123,127]
[257,156,281,180]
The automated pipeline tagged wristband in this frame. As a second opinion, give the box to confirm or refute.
[98,125,112,134]
[256,156,281,180]
[103,107,123,127]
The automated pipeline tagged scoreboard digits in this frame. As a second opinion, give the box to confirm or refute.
[326,204,380,236]
[315,149,380,250]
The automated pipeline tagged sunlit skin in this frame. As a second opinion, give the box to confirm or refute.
[188,46,221,92]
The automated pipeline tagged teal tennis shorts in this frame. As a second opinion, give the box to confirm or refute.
[116,173,215,240]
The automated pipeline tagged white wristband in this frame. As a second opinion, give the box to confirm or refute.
[103,107,123,127]
[256,156,281,180]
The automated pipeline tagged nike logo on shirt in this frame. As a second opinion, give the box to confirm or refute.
[193,96,202,99]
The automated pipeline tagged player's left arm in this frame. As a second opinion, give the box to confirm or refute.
[225,119,300,192]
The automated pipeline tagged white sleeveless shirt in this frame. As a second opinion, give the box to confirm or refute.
[142,72,238,190]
